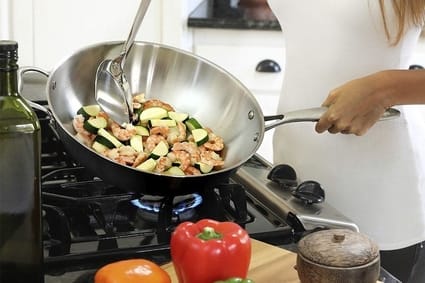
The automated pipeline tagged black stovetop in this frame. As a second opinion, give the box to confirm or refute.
[33,101,400,283]
[35,103,299,283]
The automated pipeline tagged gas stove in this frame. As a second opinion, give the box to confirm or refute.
[30,100,364,283]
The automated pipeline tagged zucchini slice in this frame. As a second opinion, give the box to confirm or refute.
[165,166,185,176]
[139,107,168,122]
[149,119,177,128]
[136,158,157,172]
[94,135,115,149]
[83,117,107,134]
[150,140,169,159]
[98,128,123,148]
[195,162,214,174]
[130,135,144,152]
[185,117,203,132]
[77,104,101,119]
[92,140,110,154]
[134,125,150,136]
[171,161,181,167]
[168,111,189,122]
[192,128,209,146]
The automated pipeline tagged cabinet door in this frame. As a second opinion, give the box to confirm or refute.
[9,0,161,69]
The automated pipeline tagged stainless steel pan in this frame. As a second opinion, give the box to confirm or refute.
[23,41,399,196]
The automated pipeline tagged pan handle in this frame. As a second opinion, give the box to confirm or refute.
[17,66,52,119]
[17,66,49,94]
[264,107,400,131]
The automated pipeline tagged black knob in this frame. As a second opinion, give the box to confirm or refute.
[256,59,281,73]
[267,164,297,189]
[409,64,424,70]
[292,180,325,204]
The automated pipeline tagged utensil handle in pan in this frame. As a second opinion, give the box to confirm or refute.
[119,0,152,67]
[264,107,400,131]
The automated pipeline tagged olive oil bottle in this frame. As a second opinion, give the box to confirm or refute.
[0,41,43,282]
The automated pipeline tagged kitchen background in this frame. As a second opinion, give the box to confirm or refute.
[1,0,425,162]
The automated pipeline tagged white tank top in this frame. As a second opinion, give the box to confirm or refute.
[268,0,425,250]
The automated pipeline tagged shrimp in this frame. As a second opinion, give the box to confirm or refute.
[72,114,92,136]
[143,99,174,112]
[184,166,201,176]
[72,114,95,146]
[145,135,167,152]
[75,132,94,147]
[132,94,145,118]
[172,141,200,164]
[110,122,137,141]
[167,121,186,145]
[150,126,169,137]
[200,149,224,167]
[203,129,224,151]
[133,152,149,167]
[155,156,172,173]
[133,93,146,104]
[106,146,137,165]
[168,150,191,171]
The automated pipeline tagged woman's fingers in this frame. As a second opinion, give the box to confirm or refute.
[315,106,384,135]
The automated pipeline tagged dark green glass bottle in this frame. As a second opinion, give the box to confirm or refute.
[0,41,43,282]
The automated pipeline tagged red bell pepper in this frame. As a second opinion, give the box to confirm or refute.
[170,219,251,283]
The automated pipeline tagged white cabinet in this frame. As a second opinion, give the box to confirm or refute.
[191,27,285,162]
[2,0,203,70]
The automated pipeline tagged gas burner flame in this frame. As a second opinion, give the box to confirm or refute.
[130,194,203,216]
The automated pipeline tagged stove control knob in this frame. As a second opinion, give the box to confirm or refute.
[267,164,298,189]
[292,180,325,204]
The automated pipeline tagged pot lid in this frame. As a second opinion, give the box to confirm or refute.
[297,229,379,268]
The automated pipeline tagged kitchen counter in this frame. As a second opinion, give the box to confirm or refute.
[162,239,300,282]
[162,239,399,283]
[188,0,281,30]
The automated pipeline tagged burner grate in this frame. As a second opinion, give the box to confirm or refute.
[34,101,292,280]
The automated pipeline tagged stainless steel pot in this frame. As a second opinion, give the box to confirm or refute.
[21,41,399,196]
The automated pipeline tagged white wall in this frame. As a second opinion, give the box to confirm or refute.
[0,0,202,70]
[0,0,11,38]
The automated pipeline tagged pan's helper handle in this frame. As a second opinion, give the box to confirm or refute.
[18,66,49,93]
[17,66,53,119]
[264,107,400,131]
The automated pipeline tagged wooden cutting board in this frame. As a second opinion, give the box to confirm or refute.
[161,239,301,283]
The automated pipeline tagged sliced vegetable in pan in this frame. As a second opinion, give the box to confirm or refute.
[77,104,101,119]
[71,95,225,176]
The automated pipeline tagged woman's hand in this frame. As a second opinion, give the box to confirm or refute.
[315,72,393,135]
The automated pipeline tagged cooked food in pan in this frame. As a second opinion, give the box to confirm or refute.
[72,94,225,176]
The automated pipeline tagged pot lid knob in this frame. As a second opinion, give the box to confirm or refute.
[333,233,345,243]
[297,229,379,268]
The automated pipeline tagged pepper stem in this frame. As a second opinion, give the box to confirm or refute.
[197,226,222,240]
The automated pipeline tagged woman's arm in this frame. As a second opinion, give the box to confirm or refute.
[315,69,425,135]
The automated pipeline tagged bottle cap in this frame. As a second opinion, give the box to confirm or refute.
[0,40,18,52]
[0,40,18,70]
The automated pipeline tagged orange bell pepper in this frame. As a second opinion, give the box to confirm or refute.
[171,219,251,283]
[94,258,171,283]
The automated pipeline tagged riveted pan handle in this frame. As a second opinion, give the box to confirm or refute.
[264,107,400,131]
